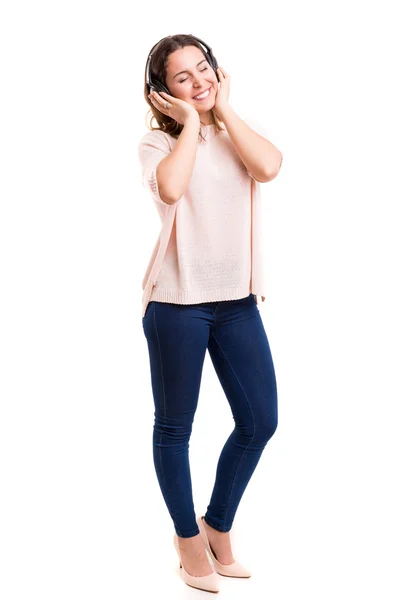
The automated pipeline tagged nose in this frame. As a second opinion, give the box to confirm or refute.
[193,74,205,87]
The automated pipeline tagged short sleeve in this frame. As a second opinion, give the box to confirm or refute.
[138,130,172,206]
[242,118,270,181]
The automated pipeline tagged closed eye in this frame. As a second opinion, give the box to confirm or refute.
[179,67,208,83]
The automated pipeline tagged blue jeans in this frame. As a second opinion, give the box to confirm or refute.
[141,293,278,538]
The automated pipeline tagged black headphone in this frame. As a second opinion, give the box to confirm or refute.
[145,34,219,96]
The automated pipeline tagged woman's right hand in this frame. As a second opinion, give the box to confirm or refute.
[148,90,200,126]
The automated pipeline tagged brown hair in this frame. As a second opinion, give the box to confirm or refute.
[143,34,225,143]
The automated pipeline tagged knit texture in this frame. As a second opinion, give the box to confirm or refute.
[138,118,269,319]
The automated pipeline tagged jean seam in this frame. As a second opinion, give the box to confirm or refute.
[153,303,166,481]
[154,303,183,531]
[209,330,256,530]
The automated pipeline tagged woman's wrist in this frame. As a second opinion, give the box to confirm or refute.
[183,114,200,127]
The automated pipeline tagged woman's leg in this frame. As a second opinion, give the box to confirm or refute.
[142,300,213,538]
[204,293,278,533]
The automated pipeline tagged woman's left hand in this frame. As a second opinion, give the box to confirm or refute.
[214,67,231,118]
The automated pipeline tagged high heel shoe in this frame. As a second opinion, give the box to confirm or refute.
[173,533,220,593]
[197,516,252,578]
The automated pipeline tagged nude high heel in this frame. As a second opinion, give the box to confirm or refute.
[197,516,252,578]
[173,533,220,593]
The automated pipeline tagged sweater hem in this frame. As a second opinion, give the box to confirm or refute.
[149,286,252,305]
[142,285,266,318]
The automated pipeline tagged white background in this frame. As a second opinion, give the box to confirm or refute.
[1,1,399,599]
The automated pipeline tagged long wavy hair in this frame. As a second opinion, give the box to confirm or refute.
[144,34,225,143]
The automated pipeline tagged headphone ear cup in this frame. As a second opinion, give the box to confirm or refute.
[149,77,171,96]
[159,83,171,95]
[205,54,218,75]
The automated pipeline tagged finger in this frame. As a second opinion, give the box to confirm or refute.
[157,91,174,104]
[150,94,170,111]
[150,93,164,105]
[149,95,163,107]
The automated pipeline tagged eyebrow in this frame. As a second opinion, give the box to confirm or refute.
[173,59,208,78]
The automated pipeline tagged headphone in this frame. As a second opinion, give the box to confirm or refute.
[145,34,219,96]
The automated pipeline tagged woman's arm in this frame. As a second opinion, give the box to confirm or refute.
[156,116,201,205]
[220,107,282,182]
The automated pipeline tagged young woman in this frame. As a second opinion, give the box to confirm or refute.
[139,34,282,593]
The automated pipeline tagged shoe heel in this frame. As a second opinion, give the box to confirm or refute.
[173,533,220,593]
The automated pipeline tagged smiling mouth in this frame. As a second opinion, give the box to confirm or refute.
[193,87,212,100]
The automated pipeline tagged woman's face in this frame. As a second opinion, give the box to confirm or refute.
[164,45,218,116]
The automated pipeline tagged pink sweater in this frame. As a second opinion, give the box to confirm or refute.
[138,119,269,319]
